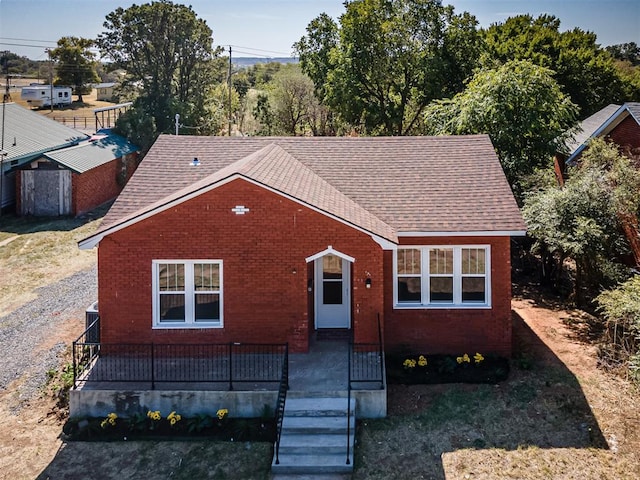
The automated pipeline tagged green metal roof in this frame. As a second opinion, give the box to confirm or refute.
[0,103,88,169]
[43,134,140,174]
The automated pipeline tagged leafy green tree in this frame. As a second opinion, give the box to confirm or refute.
[482,14,630,116]
[50,37,99,102]
[97,0,221,138]
[269,65,317,135]
[252,93,274,136]
[295,0,483,135]
[606,42,640,66]
[522,139,637,306]
[423,60,578,193]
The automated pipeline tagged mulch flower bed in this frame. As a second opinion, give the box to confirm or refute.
[63,408,276,442]
[386,353,510,385]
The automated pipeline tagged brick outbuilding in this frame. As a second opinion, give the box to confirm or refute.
[80,135,526,355]
[17,132,139,216]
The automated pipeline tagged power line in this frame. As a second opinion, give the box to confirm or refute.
[0,42,50,49]
[227,44,292,56]
[0,37,57,44]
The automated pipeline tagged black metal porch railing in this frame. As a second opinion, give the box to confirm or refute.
[72,316,101,388]
[273,345,289,465]
[347,313,385,464]
[72,326,288,391]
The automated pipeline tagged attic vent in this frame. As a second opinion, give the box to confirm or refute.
[190,157,200,166]
[232,205,250,215]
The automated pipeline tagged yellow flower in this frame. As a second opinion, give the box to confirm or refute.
[456,356,463,364]
[474,352,484,364]
[217,408,229,420]
[167,411,182,424]
[102,412,118,428]
[462,353,470,363]
[418,355,427,367]
[147,410,161,421]
[403,358,417,368]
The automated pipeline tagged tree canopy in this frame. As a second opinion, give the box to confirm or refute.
[482,14,630,116]
[50,37,99,102]
[295,0,483,135]
[423,59,578,193]
[97,0,221,141]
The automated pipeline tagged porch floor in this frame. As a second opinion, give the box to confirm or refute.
[75,336,382,392]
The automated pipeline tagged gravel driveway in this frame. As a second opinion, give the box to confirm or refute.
[0,265,97,409]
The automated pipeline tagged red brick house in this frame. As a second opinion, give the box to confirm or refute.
[16,132,139,216]
[555,102,640,265]
[79,135,525,356]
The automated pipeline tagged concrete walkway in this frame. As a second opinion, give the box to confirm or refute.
[288,339,349,391]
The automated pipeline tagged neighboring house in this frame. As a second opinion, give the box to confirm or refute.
[555,102,640,266]
[555,102,640,180]
[79,135,526,356]
[0,103,88,211]
[15,131,140,216]
[94,83,117,102]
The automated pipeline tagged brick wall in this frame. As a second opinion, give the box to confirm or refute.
[609,115,640,152]
[383,236,513,357]
[73,153,138,216]
[98,179,385,352]
[97,179,515,355]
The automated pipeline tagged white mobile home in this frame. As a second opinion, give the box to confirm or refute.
[21,85,73,108]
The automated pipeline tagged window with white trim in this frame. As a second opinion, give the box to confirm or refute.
[153,260,223,328]
[395,246,490,307]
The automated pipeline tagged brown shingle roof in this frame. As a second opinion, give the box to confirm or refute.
[91,135,525,246]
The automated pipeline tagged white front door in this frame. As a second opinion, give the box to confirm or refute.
[315,254,351,329]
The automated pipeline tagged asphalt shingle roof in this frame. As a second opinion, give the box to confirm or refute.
[90,134,525,246]
[0,103,88,165]
[565,104,620,156]
[43,134,139,174]
[566,102,640,163]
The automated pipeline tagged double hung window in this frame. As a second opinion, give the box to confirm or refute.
[395,246,489,307]
[153,260,222,328]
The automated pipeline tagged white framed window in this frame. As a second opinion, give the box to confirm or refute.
[152,260,223,328]
[394,246,490,308]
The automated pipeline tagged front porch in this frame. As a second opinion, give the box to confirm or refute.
[70,322,386,419]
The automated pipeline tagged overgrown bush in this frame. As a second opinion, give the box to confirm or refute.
[596,275,640,383]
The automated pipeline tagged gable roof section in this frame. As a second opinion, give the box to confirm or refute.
[566,102,640,164]
[0,103,88,167]
[80,143,397,248]
[42,134,139,174]
[82,135,525,249]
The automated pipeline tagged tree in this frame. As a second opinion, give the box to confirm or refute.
[423,60,578,194]
[522,139,638,306]
[294,0,483,135]
[50,37,99,102]
[97,0,221,138]
[606,42,640,66]
[482,14,629,116]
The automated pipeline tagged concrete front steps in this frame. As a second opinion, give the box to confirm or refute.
[271,396,355,476]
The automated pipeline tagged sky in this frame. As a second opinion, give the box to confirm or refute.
[0,0,638,61]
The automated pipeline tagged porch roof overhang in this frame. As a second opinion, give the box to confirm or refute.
[305,246,356,263]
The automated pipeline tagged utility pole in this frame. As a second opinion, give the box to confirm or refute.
[228,46,232,136]
[46,48,53,112]
[0,76,7,216]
